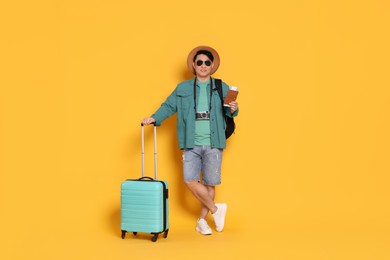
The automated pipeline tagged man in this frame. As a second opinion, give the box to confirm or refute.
[141,46,239,235]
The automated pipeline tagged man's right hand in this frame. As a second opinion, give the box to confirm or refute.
[141,117,156,125]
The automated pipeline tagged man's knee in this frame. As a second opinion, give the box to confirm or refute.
[184,180,199,189]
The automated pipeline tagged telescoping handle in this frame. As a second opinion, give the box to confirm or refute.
[141,122,158,180]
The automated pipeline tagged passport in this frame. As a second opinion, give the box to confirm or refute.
[223,87,239,107]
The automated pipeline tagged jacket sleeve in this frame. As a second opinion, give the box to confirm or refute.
[151,87,178,126]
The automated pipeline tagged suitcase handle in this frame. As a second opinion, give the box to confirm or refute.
[140,122,156,127]
[138,176,154,181]
[141,122,158,180]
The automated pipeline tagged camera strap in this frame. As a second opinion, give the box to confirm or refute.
[193,78,213,113]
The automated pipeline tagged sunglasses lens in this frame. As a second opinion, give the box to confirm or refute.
[196,60,212,66]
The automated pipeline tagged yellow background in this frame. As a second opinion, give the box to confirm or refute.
[1,0,389,259]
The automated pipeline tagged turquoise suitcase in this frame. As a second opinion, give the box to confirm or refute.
[121,123,169,242]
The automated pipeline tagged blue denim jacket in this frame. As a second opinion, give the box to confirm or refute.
[151,77,239,149]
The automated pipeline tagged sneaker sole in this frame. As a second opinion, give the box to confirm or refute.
[196,227,212,235]
[216,204,227,232]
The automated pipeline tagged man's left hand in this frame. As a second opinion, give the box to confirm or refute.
[229,101,238,114]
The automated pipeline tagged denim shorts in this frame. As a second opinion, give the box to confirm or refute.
[182,146,223,186]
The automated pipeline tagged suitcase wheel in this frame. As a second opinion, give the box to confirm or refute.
[163,229,169,238]
[121,230,126,239]
[133,232,137,235]
[151,233,159,242]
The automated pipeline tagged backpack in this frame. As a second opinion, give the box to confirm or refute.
[215,79,236,139]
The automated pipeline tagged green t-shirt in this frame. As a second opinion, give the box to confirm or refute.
[195,81,211,146]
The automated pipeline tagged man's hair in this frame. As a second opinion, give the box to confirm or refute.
[193,50,214,62]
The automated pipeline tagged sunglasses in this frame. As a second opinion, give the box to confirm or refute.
[195,60,212,66]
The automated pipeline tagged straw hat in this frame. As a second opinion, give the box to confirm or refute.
[187,46,220,75]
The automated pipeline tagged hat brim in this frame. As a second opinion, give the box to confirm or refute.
[187,46,220,75]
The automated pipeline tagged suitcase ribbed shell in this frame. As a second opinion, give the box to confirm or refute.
[121,180,169,234]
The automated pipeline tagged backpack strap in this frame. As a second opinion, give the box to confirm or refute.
[215,78,224,106]
[215,78,236,139]
[215,78,228,121]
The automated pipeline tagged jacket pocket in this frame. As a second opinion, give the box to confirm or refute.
[176,92,193,115]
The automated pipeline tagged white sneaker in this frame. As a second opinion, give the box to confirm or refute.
[196,218,212,235]
[212,203,227,232]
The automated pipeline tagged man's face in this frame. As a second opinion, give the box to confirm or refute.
[193,54,214,78]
